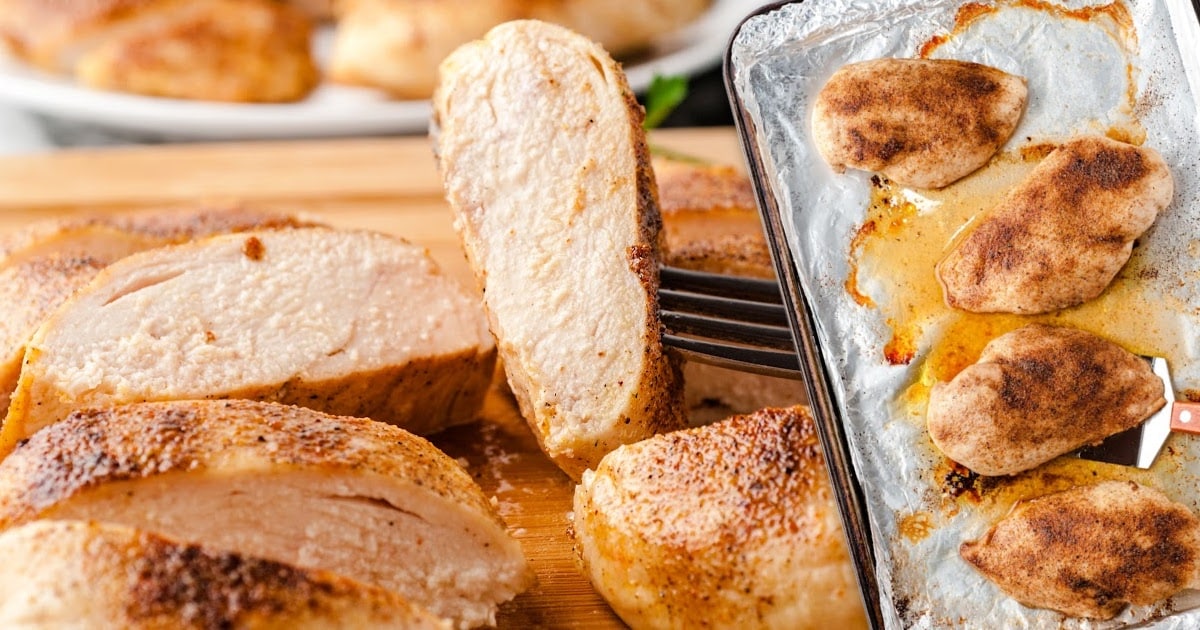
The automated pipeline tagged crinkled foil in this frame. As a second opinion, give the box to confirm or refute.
[729,0,1200,628]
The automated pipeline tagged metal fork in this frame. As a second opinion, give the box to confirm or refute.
[658,265,801,379]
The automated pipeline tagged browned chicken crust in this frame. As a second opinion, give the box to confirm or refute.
[0,0,318,102]
[573,406,866,629]
[938,135,1173,314]
[927,324,1165,476]
[812,58,1027,188]
[0,520,451,629]
[0,400,533,628]
[961,481,1200,619]
[434,20,686,478]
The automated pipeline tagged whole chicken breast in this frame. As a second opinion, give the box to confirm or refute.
[330,0,710,99]
[433,20,686,478]
[927,324,1165,476]
[812,58,1027,188]
[0,0,318,102]
[1,227,495,451]
[961,481,1200,619]
[938,135,1174,314]
[0,520,450,629]
[573,406,866,629]
[0,400,534,629]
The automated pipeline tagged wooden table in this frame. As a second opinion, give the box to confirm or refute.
[0,128,747,629]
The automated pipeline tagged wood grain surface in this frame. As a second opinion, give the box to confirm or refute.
[0,128,748,629]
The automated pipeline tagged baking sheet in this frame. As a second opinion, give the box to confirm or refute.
[729,0,1200,627]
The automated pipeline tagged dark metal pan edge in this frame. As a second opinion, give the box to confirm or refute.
[722,3,887,628]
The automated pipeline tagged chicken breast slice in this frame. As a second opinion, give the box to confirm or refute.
[0,400,533,629]
[0,519,450,629]
[1,227,495,452]
[573,406,866,629]
[0,207,321,416]
[961,481,1200,619]
[928,324,1165,476]
[812,58,1027,188]
[433,20,685,478]
[654,156,805,425]
[938,135,1174,314]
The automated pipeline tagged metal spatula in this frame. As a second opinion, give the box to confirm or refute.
[1077,356,1200,468]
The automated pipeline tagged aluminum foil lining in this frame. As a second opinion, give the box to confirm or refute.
[729,0,1200,628]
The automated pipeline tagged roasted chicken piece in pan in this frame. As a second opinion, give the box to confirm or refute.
[574,406,866,629]
[938,135,1173,314]
[0,520,451,629]
[961,481,1200,619]
[812,58,1027,188]
[927,324,1165,476]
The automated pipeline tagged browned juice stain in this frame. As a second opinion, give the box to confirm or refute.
[934,453,1159,521]
[898,511,935,542]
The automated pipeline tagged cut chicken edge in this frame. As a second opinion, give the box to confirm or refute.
[0,519,452,629]
[18,469,532,629]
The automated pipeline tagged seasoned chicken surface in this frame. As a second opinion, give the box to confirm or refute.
[0,401,534,629]
[0,0,318,102]
[2,228,495,451]
[961,481,1200,619]
[0,205,320,267]
[434,21,686,478]
[573,406,866,629]
[927,324,1165,476]
[812,58,1027,188]
[938,135,1173,314]
[654,156,805,424]
[331,0,710,98]
[0,207,320,416]
[0,520,451,629]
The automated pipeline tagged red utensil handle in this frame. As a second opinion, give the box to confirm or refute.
[1171,402,1200,434]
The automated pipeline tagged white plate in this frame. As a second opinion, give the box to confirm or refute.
[0,0,759,141]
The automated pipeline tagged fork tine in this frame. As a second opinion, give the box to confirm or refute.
[659,266,784,303]
[657,265,801,379]
[659,289,789,326]
[664,335,801,379]
[661,311,794,350]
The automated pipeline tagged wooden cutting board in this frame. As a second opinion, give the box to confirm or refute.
[0,127,747,629]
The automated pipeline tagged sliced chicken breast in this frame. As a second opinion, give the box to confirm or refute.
[574,406,866,629]
[0,207,319,415]
[927,324,1165,476]
[938,135,1174,313]
[1,228,494,451]
[654,156,805,424]
[812,58,1027,188]
[0,520,450,629]
[961,481,1200,619]
[433,20,685,478]
[0,400,534,629]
